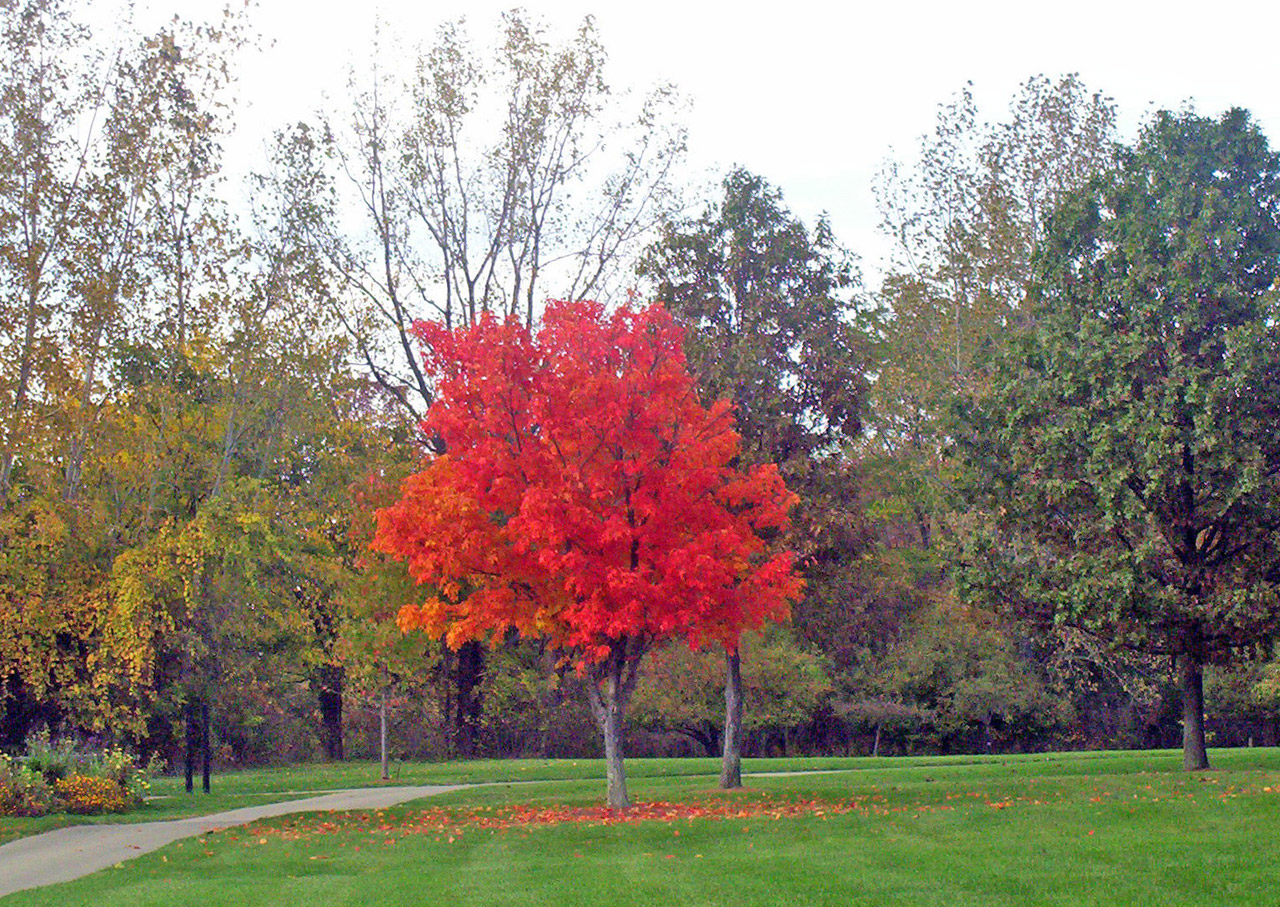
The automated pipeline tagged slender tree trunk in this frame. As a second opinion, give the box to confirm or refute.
[184,701,197,794]
[598,692,628,809]
[586,645,641,810]
[380,677,390,781]
[201,701,212,793]
[537,646,562,758]
[454,640,484,758]
[912,503,931,550]
[0,285,40,505]
[440,643,454,758]
[720,648,743,789]
[1179,653,1210,770]
[0,452,13,507]
[873,720,882,757]
[316,664,345,761]
[63,329,103,502]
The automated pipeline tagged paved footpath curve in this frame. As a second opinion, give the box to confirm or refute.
[0,784,466,899]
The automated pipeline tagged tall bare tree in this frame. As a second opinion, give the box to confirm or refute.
[287,10,687,757]
[304,10,685,426]
[0,0,91,505]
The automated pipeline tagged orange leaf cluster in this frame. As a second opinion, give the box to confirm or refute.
[216,777,1280,854]
[373,300,802,660]
[237,795,885,846]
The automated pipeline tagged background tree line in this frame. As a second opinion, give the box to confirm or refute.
[2,0,1278,772]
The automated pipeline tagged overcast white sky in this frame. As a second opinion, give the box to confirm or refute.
[134,0,1280,285]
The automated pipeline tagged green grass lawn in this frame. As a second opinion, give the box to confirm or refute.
[5,749,1280,905]
[0,747,1221,845]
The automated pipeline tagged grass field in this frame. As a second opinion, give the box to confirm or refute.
[4,748,1280,905]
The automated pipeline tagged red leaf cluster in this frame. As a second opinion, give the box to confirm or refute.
[236,795,891,846]
[373,300,802,660]
[215,775,1280,854]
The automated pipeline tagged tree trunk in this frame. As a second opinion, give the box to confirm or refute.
[62,323,104,503]
[0,280,43,507]
[380,679,390,781]
[873,720,882,757]
[454,640,484,758]
[598,690,628,809]
[201,701,212,793]
[1179,653,1211,770]
[586,643,642,809]
[913,503,932,550]
[684,725,720,757]
[316,664,345,761]
[537,647,564,758]
[439,643,454,758]
[720,648,743,789]
[184,701,197,794]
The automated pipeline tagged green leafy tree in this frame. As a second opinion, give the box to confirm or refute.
[870,74,1118,556]
[632,630,832,756]
[1207,662,1280,746]
[862,599,1071,753]
[956,107,1280,770]
[0,498,110,745]
[639,167,870,785]
[860,77,1134,750]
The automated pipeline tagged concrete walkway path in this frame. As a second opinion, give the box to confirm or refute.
[0,784,465,899]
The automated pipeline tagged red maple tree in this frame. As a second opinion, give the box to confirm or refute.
[373,299,801,807]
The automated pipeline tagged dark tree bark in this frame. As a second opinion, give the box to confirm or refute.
[439,644,454,757]
[537,646,565,758]
[200,701,211,793]
[184,701,197,794]
[0,679,50,749]
[315,664,345,760]
[719,648,744,789]
[306,587,346,762]
[679,724,720,757]
[454,640,485,758]
[380,681,391,780]
[1179,653,1211,770]
[185,698,212,793]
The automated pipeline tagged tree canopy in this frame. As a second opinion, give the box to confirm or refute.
[957,107,1280,770]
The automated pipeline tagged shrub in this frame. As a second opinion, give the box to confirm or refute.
[1,731,162,817]
[21,728,80,784]
[0,754,53,817]
[54,774,129,815]
[86,746,157,804]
